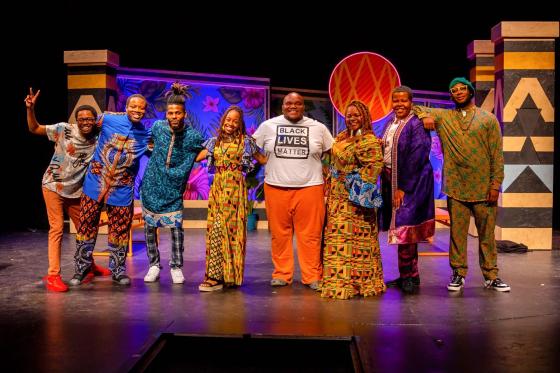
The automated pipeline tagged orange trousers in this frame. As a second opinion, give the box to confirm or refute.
[42,187,81,275]
[264,183,325,284]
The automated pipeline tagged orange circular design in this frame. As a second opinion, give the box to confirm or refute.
[329,52,400,122]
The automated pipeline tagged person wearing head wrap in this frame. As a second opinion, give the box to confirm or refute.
[140,82,204,285]
[413,77,510,292]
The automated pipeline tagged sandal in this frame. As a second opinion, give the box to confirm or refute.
[270,278,288,287]
[198,279,223,292]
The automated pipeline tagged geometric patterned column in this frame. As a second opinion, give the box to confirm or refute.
[491,22,559,250]
[467,40,495,112]
[63,49,120,122]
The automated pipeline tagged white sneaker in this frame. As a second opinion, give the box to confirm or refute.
[144,266,160,282]
[170,268,185,284]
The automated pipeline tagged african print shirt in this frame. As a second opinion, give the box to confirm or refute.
[82,113,150,206]
[413,105,504,202]
[42,122,97,199]
[140,120,204,222]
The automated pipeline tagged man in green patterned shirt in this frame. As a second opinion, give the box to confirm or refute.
[414,77,510,292]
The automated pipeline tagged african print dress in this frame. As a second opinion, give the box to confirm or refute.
[203,136,258,286]
[321,132,386,299]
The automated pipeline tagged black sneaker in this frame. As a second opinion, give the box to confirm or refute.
[112,274,131,286]
[385,278,402,288]
[484,278,510,292]
[386,276,420,288]
[401,278,416,294]
[68,271,94,286]
[447,273,464,291]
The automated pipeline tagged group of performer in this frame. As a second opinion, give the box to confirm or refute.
[25,76,510,299]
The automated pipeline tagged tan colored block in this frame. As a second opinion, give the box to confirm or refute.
[495,227,552,250]
[183,221,208,229]
[502,52,555,70]
[470,66,494,82]
[68,74,117,90]
[467,40,494,59]
[492,22,560,41]
[64,50,120,67]
[502,136,526,152]
[501,193,553,207]
[531,137,554,152]
[183,200,209,208]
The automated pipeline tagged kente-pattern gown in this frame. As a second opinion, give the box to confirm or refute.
[205,139,254,286]
[321,133,386,299]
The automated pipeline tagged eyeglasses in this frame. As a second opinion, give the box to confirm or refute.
[450,85,469,94]
[77,118,96,123]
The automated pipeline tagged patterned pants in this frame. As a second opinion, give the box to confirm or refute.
[205,214,225,282]
[144,225,184,269]
[447,198,498,280]
[74,194,133,277]
[398,243,419,279]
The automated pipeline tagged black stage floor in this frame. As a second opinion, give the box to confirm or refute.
[0,228,558,372]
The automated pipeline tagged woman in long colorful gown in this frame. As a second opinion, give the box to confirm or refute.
[321,100,385,300]
[196,106,266,291]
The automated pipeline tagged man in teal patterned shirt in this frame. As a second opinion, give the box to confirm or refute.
[141,83,204,284]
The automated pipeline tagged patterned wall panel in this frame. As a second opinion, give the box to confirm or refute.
[491,21,559,250]
[467,40,495,112]
[64,50,119,122]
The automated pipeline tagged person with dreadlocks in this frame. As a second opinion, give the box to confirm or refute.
[379,86,434,294]
[320,100,385,299]
[70,93,150,286]
[414,77,510,292]
[253,92,333,291]
[141,82,204,285]
[195,105,266,291]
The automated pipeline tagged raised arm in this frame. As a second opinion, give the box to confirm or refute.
[25,87,47,136]
[412,105,448,131]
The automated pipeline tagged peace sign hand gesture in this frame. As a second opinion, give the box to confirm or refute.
[25,87,40,109]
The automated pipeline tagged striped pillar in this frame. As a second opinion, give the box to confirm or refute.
[492,21,559,250]
[63,50,120,122]
[467,40,495,112]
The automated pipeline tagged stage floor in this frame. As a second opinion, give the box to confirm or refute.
[0,228,558,372]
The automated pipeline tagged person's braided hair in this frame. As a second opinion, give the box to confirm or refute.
[216,105,246,146]
[338,100,372,141]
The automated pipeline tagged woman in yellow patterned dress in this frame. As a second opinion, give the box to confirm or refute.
[196,106,266,291]
[321,100,385,299]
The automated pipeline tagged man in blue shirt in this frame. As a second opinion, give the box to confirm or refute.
[70,94,150,286]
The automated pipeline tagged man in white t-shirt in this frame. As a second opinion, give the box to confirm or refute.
[252,92,334,290]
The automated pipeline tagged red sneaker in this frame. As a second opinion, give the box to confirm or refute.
[91,262,111,277]
[43,275,69,292]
